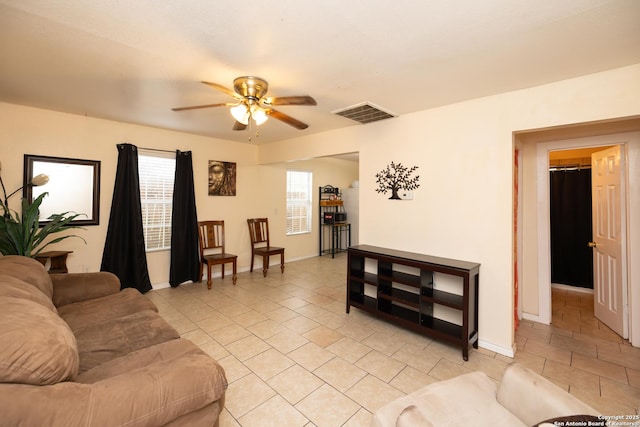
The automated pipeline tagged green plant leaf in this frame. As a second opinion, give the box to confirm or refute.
[0,192,86,256]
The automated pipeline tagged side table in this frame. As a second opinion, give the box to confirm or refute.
[35,250,73,273]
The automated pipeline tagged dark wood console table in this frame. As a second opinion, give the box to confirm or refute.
[35,250,72,273]
[346,245,480,360]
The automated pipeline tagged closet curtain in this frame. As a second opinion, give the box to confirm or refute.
[101,143,152,293]
[169,150,200,286]
[549,169,593,288]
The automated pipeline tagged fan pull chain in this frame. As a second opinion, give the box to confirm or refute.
[247,109,260,142]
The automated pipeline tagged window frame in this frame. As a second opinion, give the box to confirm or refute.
[286,170,313,236]
[138,150,176,252]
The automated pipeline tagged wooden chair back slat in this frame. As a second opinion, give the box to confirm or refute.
[199,220,226,254]
[197,220,237,288]
[248,218,270,247]
[246,218,285,277]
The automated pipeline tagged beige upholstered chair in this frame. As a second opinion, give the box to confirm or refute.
[372,363,599,427]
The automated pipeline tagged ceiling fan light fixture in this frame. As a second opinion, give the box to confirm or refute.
[232,101,269,126]
[234,76,269,99]
[173,76,314,132]
[251,105,269,125]
[230,103,250,125]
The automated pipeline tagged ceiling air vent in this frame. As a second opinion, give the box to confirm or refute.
[331,102,397,124]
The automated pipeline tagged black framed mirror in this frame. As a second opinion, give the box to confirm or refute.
[23,154,101,226]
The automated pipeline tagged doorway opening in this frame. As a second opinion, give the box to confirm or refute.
[517,119,640,347]
[535,137,632,340]
[548,147,612,292]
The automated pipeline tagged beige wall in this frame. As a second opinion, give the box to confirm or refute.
[0,103,357,285]
[249,158,358,263]
[259,64,640,355]
[283,157,359,258]
[2,64,638,355]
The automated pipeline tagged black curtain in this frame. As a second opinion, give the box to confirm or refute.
[169,150,200,287]
[101,143,152,293]
[550,168,593,288]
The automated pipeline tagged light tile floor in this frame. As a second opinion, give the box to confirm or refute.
[146,254,640,426]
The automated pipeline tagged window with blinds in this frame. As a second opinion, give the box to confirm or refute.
[138,151,176,251]
[286,170,312,235]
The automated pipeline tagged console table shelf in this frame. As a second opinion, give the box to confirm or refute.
[378,288,420,308]
[346,245,480,360]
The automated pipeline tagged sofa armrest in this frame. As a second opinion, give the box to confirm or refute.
[0,353,227,427]
[51,272,121,307]
[497,363,599,426]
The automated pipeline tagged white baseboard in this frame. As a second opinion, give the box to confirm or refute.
[521,312,549,324]
[286,253,319,263]
[150,253,320,290]
[478,339,516,358]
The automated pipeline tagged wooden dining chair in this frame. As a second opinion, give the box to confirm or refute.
[198,220,237,289]
[247,218,285,277]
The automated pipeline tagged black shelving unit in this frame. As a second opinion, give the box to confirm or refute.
[319,185,350,258]
[347,245,480,360]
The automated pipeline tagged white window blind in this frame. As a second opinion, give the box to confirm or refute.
[138,151,176,251]
[286,170,312,235]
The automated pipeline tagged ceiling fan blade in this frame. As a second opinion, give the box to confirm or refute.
[267,109,309,130]
[171,103,229,111]
[264,95,317,106]
[233,121,247,131]
[201,81,243,100]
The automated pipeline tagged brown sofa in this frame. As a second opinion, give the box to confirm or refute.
[0,255,227,427]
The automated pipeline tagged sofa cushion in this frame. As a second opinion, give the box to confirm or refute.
[0,364,227,427]
[0,255,53,299]
[373,371,526,427]
[51,271,121,307]
[84,353,228,426]
[77,338,205,384]
[0,274,57,313]
[497,363,599,424]
[395,405,434,427]
[162,402,224,427]
[57,287,158,331]
[0,297,79,385]
[74,310,180,373]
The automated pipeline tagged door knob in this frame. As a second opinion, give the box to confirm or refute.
[588,241,597,248]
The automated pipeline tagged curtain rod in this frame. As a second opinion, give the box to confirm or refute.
[138,147,176,154]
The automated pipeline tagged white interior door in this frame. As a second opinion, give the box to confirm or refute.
[591,145,628,338]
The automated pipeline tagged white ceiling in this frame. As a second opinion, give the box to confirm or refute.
[1,1,639,144]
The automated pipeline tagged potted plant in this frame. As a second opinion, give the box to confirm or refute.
[0,192,86,257]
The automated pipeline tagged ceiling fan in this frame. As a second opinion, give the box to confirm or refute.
[172,76,316,131]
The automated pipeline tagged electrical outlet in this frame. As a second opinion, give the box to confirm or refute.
[399,191,413,200]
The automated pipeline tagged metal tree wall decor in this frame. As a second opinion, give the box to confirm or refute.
[375,161,420,200]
